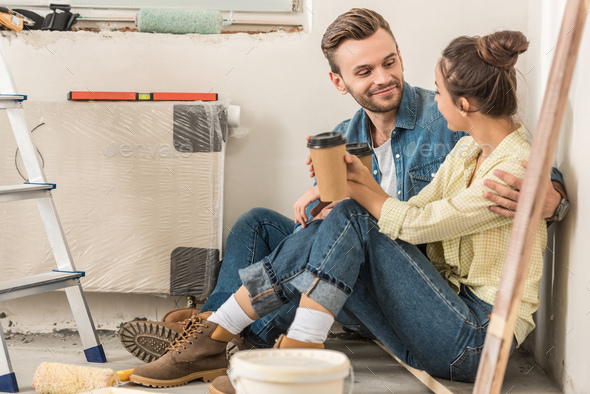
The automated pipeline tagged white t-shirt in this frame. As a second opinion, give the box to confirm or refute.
[373,138,397,196]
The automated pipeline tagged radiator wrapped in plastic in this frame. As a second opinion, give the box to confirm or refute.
[0,100,230,299]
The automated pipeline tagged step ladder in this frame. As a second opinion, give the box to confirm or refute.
[0,42,106,393]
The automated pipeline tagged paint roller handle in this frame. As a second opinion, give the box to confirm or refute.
[116,369,134,382]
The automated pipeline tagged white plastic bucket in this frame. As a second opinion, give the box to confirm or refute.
[228,349,353,394]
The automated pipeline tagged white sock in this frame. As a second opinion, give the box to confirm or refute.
[286,307,334,344]
[208,295,255,335]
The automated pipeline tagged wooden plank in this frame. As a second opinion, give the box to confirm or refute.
[473,0,589,392]
[374,340,463,394]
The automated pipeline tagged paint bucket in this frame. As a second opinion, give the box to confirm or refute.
[228,349,353,394]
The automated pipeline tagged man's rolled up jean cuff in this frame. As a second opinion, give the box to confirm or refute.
[238,258,291,318]
[290,270,350,317]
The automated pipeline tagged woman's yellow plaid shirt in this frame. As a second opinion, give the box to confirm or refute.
[377,124,546,346]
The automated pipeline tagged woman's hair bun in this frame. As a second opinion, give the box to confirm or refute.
[476,30,529,69]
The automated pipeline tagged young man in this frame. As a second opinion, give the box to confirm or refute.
[121,7,568,364]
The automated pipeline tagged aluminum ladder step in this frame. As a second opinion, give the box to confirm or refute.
[0,183,55,203]
[0,94,26,109]
[0,94,26,101]
[0,40,105,393]
[0,271,84,302]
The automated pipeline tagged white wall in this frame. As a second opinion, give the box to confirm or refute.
[522,1,590,392]
[1,1,530,235]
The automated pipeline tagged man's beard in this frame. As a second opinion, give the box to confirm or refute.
[344,79,404,113]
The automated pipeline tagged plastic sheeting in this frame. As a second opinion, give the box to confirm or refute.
[0,100,228,298]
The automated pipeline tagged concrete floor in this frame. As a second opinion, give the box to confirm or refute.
[4,329,561,393]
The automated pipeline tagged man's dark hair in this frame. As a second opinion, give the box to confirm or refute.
[321,8,397,74]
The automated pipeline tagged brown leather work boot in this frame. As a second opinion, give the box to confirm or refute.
[208,334,324,394]
[119,308,201,363]
[130,312,234,388]
[162,307,200,323]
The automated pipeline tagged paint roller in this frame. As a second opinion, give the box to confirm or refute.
[136,9,223,34]
[31,362,133,394]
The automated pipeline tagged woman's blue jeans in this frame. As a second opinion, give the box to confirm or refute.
[237,200,515,382]
[201,207,366,348]
[200,208,296,348]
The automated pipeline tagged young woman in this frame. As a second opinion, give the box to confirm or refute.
[130,30,546,391]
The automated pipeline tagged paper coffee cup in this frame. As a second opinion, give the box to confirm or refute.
[308,132,348,202]
[346,142,373,171]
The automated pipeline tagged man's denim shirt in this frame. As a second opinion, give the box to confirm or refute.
[305,81,564,218]
[336,82,465,202]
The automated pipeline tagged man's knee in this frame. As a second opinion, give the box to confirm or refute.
[331,199,368,217]
[232,207,277,233]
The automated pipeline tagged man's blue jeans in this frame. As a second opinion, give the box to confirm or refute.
[238,200,515,382]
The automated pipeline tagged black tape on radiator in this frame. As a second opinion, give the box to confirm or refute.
[170,247,221,299]
[172,103,228,153]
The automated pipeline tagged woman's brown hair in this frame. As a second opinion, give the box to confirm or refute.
[439,30,529,118]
